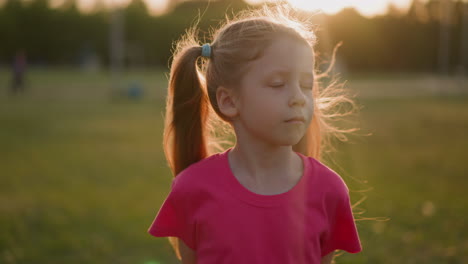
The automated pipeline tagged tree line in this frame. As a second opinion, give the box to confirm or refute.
[0,0,466,73]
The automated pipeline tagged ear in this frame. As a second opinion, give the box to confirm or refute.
[216,86,239,119]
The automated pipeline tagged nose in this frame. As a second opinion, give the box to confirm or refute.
[288,85,306,107]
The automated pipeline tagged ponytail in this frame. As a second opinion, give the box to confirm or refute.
[163,41,209,177]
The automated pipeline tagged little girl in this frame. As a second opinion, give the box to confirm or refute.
[148,4,362,264]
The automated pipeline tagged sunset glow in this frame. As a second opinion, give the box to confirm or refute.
[48,0,414,17]
[249,0,413,17]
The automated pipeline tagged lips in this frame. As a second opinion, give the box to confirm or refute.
[285,116,305,122]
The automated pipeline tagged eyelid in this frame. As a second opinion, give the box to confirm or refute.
[269,79,285,85]
[270,83,284,87]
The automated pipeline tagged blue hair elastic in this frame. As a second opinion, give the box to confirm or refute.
[201,43,211,58]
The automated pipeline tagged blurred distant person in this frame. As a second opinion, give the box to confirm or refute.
[10,50,27,95]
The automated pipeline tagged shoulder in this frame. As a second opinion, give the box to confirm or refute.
[171,152,223,191]
[302,155,349,197]
[168,153,225,210]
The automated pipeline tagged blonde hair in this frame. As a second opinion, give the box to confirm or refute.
[162,3,361,260]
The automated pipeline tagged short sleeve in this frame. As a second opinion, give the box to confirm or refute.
[320,189,362,257]
[147,177,197,250]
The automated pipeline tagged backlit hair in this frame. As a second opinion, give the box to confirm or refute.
[162,3,361,259]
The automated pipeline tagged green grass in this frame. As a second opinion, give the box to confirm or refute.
[331,96,468,263]
[0,69,467,263]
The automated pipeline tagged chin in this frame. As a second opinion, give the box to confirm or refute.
[265,130,306,147]
[277,136,304,146]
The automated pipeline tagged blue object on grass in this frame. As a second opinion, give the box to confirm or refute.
[127,81,143,99]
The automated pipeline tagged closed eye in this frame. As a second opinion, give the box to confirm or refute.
[270,83,284,88]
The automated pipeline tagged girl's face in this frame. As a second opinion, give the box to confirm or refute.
[233,36,315,147]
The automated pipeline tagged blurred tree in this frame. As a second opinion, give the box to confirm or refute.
[408,0,431,23]
[0,0,465,73]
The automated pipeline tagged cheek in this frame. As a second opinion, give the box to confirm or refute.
[239,87,272,111]
[305,97,315,119]
[241,96,279,126]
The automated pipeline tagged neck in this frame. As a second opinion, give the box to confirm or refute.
[228,138,301,187]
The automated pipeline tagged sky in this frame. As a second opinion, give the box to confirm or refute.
[45,0,416,17]
[248,0,414,17]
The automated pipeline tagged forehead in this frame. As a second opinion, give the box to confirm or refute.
[245,36,314,78]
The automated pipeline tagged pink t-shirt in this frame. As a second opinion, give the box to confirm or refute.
[148,148,362,263]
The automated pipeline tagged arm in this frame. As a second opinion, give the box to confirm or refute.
[178,238,197,264]
[321,251,335,264]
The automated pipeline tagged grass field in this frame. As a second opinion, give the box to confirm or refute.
[0,69,467,263]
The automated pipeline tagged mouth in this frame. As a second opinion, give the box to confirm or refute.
[285,117,305,123]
